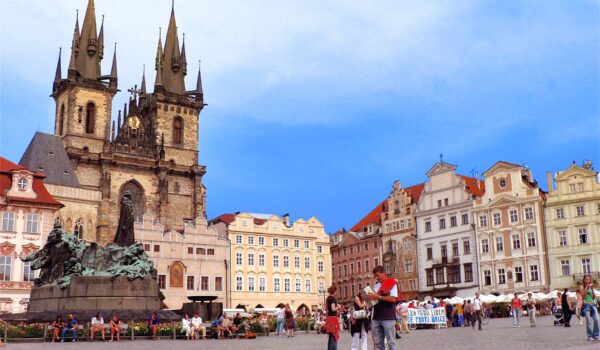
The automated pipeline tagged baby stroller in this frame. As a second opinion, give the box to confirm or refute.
[553,306,565,326]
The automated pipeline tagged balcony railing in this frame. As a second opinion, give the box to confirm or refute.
[432,256,460,265]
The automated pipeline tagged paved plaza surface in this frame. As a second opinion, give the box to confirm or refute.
[7,316,597,350]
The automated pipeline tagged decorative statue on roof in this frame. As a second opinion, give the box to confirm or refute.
[22,195,154,289]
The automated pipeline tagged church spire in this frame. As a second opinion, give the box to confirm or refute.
[196,60,203,96]
[76,0,101,79]
[181,33,187,76]
[109,43,117,88]
[140,65,147,95]
[54,48,62,83]
[68,10,80,77]
[160,1,186,94]
[154,27,164,88]
[98,15,105,59]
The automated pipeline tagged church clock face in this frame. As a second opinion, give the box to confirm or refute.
[127,115,141,129]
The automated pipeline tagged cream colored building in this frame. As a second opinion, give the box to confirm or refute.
[210,213,332,313]
[473,161,549,294]
[135,214,229,309]
[545,161,600,290]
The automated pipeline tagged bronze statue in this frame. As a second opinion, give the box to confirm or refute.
[114,194,136,246]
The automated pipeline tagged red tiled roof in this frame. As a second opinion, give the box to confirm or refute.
[0,156,62,207]
[208,213,236,225]
[404,183,425,204]
[458,175,485,197]
[350,199,387,232]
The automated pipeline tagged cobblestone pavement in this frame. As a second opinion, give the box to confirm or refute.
[6,316,597,350]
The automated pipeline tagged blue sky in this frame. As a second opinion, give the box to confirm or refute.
[1,0,598,232]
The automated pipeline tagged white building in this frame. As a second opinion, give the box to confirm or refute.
[415,161,484,298]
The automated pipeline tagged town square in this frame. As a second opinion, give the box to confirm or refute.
[0,0,598,349]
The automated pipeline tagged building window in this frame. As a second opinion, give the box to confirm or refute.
[274,278,281,292]
[579,228,588,244]
[364,242,369,251]
[173,116,183,144]
[527,232,536,247]
[464,263,473,282]
[556,208,565,219]
[248,253,255,266]
[426,247,433,260]
[295,278,301,292]
[58,103,65,135]
[144,244,150,251]
[498,268,506,284]
[461,214,469,225]
[259,277,266,292]
[514,266,523,283]
[318,261,324,272]
[187,276,195,290]
[283,256,289,268]
[284,278,291,292]
[258,236,265,245]
[273,255,279,268]
[481,239,489,253]
[236,235,242,244]
[582,258,591,274]
[450,216,457,227]
[155,244,163,252]
[350,263,354,275]
[426,269,434,286]
[449,265,461,283]
[317,245,323,254]
[215,277,223,291]
[294,256,300,268]
[529,265,539,281]
[292,239,299,248]
[374,258,379,266]
[158,274,166,289]
[200,276,209,290]
[26,214,39,233]
[248,276,255,292]
[236,276,243,291]
[437,199,442,208]
[479,215,487,227]
[425,221,432,232]
[576,206,585,217]
[236,253,242,265]
[365,260,370,272]
[356,261,361,273]
[187,247,194,254]
[259,254,265,267]
[73,218,84,239]
[558,231,567,246]
[305,257,310,269]
[85,102,96,134]
[273,238,279,247]
[1,212,15,232]
[207,248,214,255]
[499,178,506,188]
[452,242,459,256]
[439,218,446,230]
[512,234,521,250]
[435,268,445,284]
[305,279,311,292]
[23,261,35,282]
[495,237,504,252]
[560,260,571,276]
[283,239,289,247]
[509,209,518,223]
[17,178,27,190]
[463,240,471,255]
[405,258,413,273]
[493,213,501,226]
[597,203,600,214]
[524,207,534,220]
[483,270,491,286]
[248,236,254,245]
[304,240,310,249]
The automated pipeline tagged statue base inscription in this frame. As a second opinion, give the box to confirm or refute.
[28,275,161,312]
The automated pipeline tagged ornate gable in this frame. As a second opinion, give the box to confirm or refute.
[555,164,597,182]
[426,161,457,177]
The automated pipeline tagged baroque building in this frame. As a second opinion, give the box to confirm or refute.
[473,161,549,294]
[210,213,331,313]
[0,157,62,312]
[381,181,424,300]
[415,161,484,298]
[25,0,207,244]
[544,161,600,290]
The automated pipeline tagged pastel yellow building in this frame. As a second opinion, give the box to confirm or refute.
[210,213,331,313]
[545,161,600,290]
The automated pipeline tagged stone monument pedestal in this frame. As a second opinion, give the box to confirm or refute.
[28,275,161,312]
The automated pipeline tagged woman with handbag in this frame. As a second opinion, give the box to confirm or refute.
[350,293,369,350]
[324,285,340,350]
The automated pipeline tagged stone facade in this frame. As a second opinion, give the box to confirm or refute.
[544,161,600,290]
[381,180,423,300]
[211,213,331,313]
[473,161,549,294]
[135,215,229,309]
[415,161,484,298]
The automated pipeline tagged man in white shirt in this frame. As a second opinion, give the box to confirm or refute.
[276,308,285,336]
[526,293,536,327]
[90,313,105,341]
[191,313,206,339]
[472,293,482,330]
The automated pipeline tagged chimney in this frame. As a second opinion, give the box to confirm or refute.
[546,171,553,193]
[283,213,290,227]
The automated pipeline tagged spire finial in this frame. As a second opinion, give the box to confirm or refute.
[110,42,118,85]
[54,47,62,84]
[141,64,147,95]
[195,59,203,96]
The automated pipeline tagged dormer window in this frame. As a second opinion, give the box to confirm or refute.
[17,178,28,191]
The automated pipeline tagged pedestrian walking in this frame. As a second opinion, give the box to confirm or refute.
[562,288,572,327]
[579,274,599,341]
[368,266,399,350]
[472,292,483,331]
[350,293,369,350]
[510,293,522,328]
[526,293,536,327]
[463,300,472,327]
[276,306,285,336]
[324,285,341,350]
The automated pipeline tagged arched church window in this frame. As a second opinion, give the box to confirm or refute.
[173,116,183,145]
[85,102,96,134]
[119,181,145,221]
[58,104,65,135]
[169,261,185,288]
[74,218,84,240]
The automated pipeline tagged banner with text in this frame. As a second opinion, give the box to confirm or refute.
[406,307,447,325]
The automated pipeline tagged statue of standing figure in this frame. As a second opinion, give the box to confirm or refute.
[114,194,136,246]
